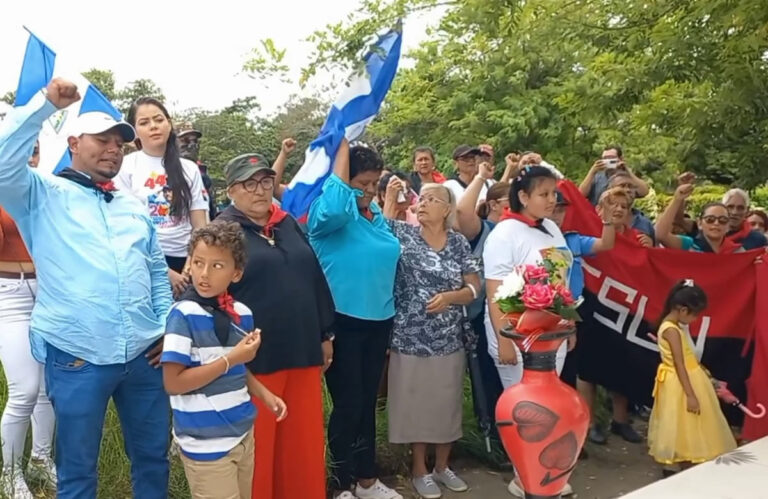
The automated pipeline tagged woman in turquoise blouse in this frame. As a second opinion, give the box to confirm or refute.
[307,140,402,499]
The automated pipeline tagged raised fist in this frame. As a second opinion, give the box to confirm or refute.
[45,78,80,109]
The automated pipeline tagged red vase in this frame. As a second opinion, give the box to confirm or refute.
[496,309,590,498]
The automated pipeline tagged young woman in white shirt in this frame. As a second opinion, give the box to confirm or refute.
[482,165,575,498]
[117,98,208,296]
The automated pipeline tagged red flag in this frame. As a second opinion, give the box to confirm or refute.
[743,259,768,440]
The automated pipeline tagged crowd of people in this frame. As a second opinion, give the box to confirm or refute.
[0,77,764,499]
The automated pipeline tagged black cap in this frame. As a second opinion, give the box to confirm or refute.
[452,144,482,160]
[224,153,275,186]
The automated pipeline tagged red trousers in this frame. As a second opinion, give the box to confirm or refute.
[251,366,326,499]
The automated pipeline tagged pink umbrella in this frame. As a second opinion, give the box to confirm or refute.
[713,380,766,419]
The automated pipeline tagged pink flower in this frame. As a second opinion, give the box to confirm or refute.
[523,264,550,283]
[555,284,575,306]
[522,282,555,310]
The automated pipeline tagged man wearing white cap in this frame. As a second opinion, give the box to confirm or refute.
[0,78,172,498]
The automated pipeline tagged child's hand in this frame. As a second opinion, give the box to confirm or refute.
[266,394,288,422]
[226,330,262,365]
[686,393,701,415]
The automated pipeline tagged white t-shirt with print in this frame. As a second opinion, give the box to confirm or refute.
[115,151,209,257]
[482,217,574,363]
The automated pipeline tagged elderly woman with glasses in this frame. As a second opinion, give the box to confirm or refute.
[382,179,481,499]
[656,183,746,253]
[217,153,336,499]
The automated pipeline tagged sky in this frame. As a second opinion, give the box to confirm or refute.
[0,0,435,118]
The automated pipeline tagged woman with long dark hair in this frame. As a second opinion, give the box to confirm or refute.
[117,98,209,295]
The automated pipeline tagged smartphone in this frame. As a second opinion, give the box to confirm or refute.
[604,159,619,169]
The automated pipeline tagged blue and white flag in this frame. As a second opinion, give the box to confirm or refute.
[15,28,123,174]
[281,24,403,220]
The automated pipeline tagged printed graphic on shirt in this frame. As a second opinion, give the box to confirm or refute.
[540,246,574,286]
[144,172,177,228]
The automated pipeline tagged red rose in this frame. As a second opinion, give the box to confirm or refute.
[523,264,549,283]
[522,282,555,310]
[555,284,575,306]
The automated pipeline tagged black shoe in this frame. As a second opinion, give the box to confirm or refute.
[611,421,643,443]
[661,468,677,478]
[588,425,607,445]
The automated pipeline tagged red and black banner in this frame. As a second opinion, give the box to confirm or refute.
[559,181,768,436]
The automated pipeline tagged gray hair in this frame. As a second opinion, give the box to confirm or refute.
[421,183,456,230]
[723,188,750,207]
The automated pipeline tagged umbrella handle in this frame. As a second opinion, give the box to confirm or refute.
[738,402,767,419]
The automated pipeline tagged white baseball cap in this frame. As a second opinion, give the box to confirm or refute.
[69,112,136,142]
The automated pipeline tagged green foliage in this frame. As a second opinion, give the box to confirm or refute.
[115,79,167,115]
[81,68,117,101]
[242,38,292,85]
[305,0,768,189]
[0,91,15,106]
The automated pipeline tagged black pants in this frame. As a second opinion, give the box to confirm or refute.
[325,313,392,491]
[469,313,504,441]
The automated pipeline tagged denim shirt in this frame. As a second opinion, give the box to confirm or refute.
[307,174,400,321]
[0,92,172,365]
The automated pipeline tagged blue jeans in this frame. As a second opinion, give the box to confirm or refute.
[45,343,170,499]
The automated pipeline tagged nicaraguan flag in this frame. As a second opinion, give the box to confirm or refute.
[15,28,123,174]
[281,24,403,220]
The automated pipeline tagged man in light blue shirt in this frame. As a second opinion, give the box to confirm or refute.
[0,78,172,498]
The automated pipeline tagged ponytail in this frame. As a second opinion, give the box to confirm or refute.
[657,279,708,328]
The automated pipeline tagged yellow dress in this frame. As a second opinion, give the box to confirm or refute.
[647,320,737,464]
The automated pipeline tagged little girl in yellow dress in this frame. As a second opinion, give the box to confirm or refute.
[648,280,736,467]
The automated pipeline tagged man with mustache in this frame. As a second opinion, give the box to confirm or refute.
[0,78,172,499]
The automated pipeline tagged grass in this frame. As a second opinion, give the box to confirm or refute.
[1,366,603,498]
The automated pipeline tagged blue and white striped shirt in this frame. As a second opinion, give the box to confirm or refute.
[161,300,256,461]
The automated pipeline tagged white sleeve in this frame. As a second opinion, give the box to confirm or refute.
[483,223,519,280]
[444,180,464,203]
[184,160,208,212]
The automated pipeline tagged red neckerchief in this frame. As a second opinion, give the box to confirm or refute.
[500,208,551,235]
[262,204,288,238]
[431,171,447,184]
[217,292,241,325]
[726,220,752,244]
[95,181,117,192]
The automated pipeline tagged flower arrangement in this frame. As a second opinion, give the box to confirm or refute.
[493,259,580,322]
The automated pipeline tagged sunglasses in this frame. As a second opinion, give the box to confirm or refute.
[701,215,729,225]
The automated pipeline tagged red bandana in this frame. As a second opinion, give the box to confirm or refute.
[431,171,447,184]
[95,181,117,193]
[262,204,288,238]
[217,292,241,325]
[360,207,374,221]
[726,220,752,245]
[500,208,540,227]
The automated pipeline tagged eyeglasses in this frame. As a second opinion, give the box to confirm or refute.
[701,215,730,225]
[239,177,275,192]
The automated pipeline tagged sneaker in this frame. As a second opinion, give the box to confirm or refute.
[412,474,442,499]
[356,479,404,499]
[507,479,524,497]
[335,492,357,499]
[588,425,608,445]
[29,454,58,485]
[508,478,572,497]
[1,467,35,499]
[610,420,643,443]
[433,467,468,492]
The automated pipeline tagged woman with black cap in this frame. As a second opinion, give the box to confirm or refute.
[217,153,335,499]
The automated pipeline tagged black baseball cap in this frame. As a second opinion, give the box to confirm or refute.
[224,153,275,186]
[452,144,481,160]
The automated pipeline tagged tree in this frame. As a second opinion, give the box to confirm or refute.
[115,79,166,114]
[82,68,117,101]
[301,0,768,189]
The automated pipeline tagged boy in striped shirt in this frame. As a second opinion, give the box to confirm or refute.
[161,222,287,498]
